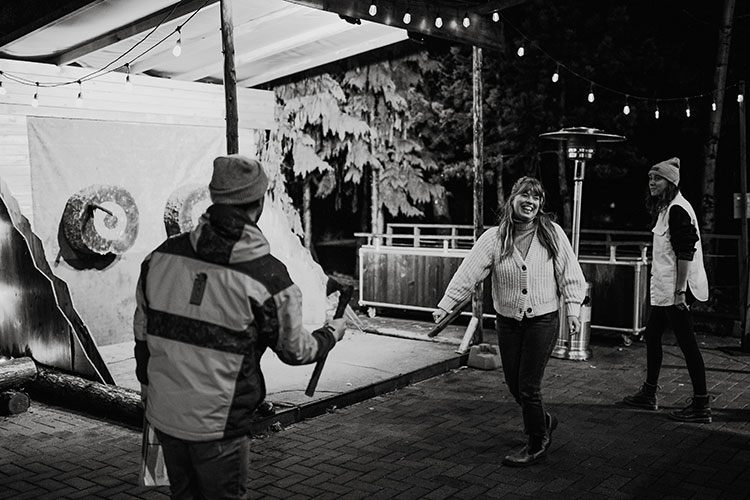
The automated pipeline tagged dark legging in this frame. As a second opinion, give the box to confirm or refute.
[644,303,707,395]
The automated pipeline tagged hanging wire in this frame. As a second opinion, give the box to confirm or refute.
[0,0,210,88]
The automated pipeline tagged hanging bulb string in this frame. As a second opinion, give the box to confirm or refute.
[492,8,742,106]
[0,0,209,89]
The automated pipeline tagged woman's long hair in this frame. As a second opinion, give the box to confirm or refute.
[645,181,678,224]
[496,176,559,261]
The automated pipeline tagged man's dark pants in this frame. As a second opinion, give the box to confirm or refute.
[156,430,249,500]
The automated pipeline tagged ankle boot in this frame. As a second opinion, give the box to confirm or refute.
[669,395,712,423]
[622,382,658,410]
[502,434,548,467]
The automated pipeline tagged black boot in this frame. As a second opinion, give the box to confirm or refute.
[502,434,549,467]
[669,395,712,423]
[545,412,558,450]
[622,382,658,410]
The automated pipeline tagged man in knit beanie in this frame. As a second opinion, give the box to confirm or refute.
[648,157,680,186]
[135,154,346,498]
[209,154,269,205]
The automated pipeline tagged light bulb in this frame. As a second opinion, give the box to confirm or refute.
[368,3,377,16]
[685,100,691,117]
[32,92,39,107]
[403,11,411,24]
[492,12,500,22]
[462,13,470,28]
[551,66,559,83]
[516,46,524,57]
[739,94,745,103]
[172,38,182,57]
[76,92,83,107]
[435,15,443,28]
[623,104,630,115]
[125,74,133,90]
[711,101,717,111]
[588,90,595,103]
[655,107,660,119]
[0,81,5,96]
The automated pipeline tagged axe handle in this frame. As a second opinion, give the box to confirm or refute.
[427,296,472,338]
[305,285,353,397]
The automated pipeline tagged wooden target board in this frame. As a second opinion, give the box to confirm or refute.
[62,185,139,255]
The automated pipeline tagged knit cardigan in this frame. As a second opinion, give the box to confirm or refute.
[437,223,587,321]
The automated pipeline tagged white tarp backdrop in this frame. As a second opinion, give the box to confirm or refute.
[27,116,327,346]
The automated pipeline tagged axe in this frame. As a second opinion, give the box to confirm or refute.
[304,280,354,397]
[427,296,472,338]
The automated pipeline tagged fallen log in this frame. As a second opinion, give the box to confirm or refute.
[0,390,30,415]
[0,357,37,391]
[29,365,143,427]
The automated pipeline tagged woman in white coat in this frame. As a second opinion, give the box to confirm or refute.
[621,157,711,423]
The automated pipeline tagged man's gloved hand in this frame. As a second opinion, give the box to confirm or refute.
[327,318,347,341]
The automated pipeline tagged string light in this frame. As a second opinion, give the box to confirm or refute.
[435,14,443,28]
[125,63,133,90]
[75,81,83,107]
[462,13,471,28]
[368,2,377,16]
[654,102,660,120]
[711,99,717,112]
[685,99,691,117]
[587,84,595,103]
[492,11,500,22]
[551,65,559,83]
[516,45,525,57]
[32,82,39,107]
[623,96,630,115]
[402,10,411,24]
[739,93,745,103]
[172,28,182,57]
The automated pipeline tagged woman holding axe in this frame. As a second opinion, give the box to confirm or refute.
[433,176,586,467]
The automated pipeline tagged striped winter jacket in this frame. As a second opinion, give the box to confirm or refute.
[134,204,336,442]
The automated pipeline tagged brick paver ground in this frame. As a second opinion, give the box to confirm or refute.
[2,332,750,499]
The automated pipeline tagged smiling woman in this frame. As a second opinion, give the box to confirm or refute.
[433,175,587,467]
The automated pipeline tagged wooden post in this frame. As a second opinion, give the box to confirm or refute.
[738,80,749,351]
[303,176,312,251]
[472,46,484,342]
[220,0,239,154]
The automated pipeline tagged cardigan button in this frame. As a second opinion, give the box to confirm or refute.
[522,289,527,294]
[522,265,527,271]
[526,307,532,313]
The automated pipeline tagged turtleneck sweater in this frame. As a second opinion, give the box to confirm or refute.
[513,219,536,259]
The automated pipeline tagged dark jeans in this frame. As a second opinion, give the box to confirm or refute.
[644,302,707,395]
[496,311,558,437]
[155,430,249,500]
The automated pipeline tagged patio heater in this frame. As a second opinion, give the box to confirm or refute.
[539,127,626,360]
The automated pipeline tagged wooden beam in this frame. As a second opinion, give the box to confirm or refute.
[174,5,337,81]
[51,0,221,66]
[283,0,526,50]
[0,0,108,53]
[237,30,407,87]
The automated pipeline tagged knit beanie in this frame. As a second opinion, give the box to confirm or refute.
[209,155,268,205]
[649,157,680,186]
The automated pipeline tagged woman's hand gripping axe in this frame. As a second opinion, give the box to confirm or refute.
[304,280,354,397]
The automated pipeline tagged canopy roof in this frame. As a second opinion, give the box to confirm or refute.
[0,0,522,88]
